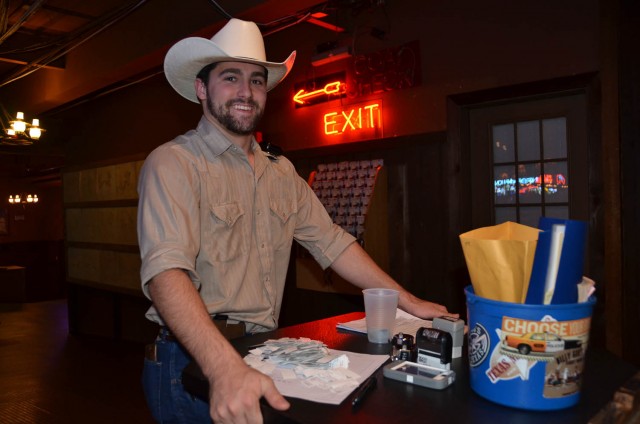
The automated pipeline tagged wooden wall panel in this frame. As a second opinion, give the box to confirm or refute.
[63,160,143,299]
[63,161,143,203]
[66,207,138,245]
[67,247,140,293]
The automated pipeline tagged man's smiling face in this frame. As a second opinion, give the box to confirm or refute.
[200,61,268,135]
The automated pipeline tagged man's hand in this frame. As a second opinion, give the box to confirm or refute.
[209,360,290,423]
[148,270,290,423]
[402,296,460,321]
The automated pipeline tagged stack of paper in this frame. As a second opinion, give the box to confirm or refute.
[246,337,348,369]
[336,308,433,336]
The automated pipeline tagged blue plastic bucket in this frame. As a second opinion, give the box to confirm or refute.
[465,286,596,410]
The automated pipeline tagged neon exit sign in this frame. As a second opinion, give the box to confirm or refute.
[323,101,383,137]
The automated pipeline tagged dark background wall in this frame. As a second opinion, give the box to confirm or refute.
[0,176,65,302]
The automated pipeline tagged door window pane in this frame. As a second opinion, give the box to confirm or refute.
[518,163,542,204]
[492,124,514,163]
[545,206,569,219]
[495,207,517,224]
[544,161,569,203]
[543,117,567,159]
[517,120,540,161]
[494,165,516,204]
[520,206,542,228]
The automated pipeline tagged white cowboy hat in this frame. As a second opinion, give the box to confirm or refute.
[164,18,296,103]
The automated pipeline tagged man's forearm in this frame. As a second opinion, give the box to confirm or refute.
[148,269,244,378]
[329,243,417,307]
[330,243,457,319]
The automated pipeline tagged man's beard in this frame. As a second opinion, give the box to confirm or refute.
[207,97,263,135]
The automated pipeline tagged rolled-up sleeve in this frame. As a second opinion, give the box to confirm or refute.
[137,143,202,298]
[291,172,356,269]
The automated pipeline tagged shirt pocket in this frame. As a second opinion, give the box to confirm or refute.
[207,202,247,261]
[269,198,297,251]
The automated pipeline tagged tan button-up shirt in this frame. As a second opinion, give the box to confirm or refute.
[137,117,355,333]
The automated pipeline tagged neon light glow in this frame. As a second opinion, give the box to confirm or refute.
[293,81,345,104]
[494,174,569,198]
[323,102,382,135]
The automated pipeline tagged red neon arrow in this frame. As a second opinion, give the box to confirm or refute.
[293,81,344,104]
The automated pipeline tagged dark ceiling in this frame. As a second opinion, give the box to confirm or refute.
[0,0,138,179]
[0,0,380,179]
[0,0,138,91]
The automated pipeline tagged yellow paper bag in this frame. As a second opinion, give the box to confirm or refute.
[459,222,540,303]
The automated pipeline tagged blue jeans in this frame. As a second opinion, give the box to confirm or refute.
[142,335,211,423]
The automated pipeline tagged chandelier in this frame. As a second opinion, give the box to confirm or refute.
[8,194,39,204]
[1,111,45,146]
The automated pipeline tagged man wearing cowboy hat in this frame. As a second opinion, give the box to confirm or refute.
[137,18,457,423]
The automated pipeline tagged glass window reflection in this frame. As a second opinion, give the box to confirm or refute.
[517,120,540,161]
[495,207,517,224]
[492,124,514,163]
[543,161,569,203]
[494,165,516,205]
[517,163,542,204]
[543,117,567,160]
[520,206,542,228]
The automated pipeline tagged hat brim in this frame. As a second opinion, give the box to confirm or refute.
[164,37,296,103]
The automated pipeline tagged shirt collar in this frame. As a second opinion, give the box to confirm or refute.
[195,116,271,175]
[195,116,234,157]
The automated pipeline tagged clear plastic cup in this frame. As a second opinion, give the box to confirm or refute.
[363,288,399,343]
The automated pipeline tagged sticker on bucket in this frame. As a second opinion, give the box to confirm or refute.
[485,314,590,399]
[468,323,490,367]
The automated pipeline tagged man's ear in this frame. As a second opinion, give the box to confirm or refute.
[195,79,207,102]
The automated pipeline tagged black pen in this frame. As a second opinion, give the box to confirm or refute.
[352,376,376,408]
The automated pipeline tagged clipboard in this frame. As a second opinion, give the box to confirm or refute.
[525,217,587,304]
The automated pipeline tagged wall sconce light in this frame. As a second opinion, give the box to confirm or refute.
[2,111,45,145]
[8,193,39,204]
